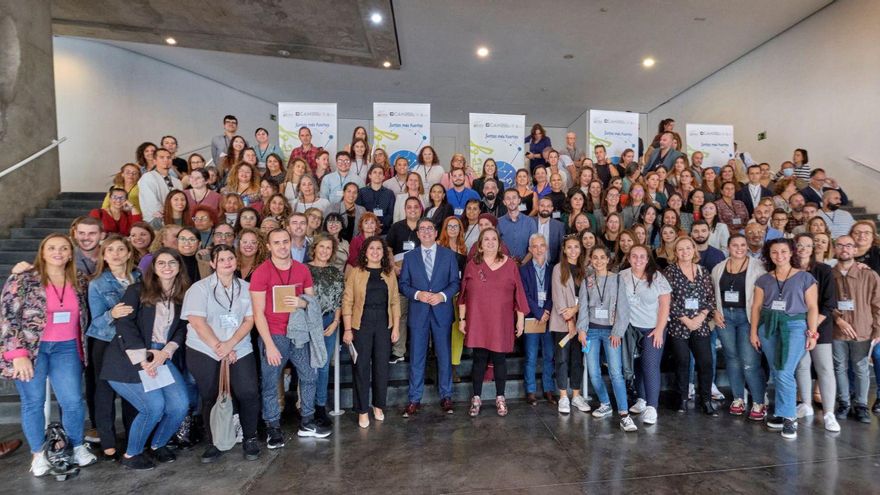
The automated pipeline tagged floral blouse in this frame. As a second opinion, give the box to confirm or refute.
[663,264,716,338]
[307,264,344,315]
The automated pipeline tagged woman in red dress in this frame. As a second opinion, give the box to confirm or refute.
[458,227,528,418]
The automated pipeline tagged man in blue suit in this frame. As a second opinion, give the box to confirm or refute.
[535,197,565,265]
[519,233,557,405]
[642,131,685,174]
[399,218,461,416]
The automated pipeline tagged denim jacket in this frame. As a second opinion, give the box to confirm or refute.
[86,270,140,342]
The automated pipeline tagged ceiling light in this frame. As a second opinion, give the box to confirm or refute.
[382,61,392,68]
[164,37,177,45]
[476,46,490,58]
[563,54,574,60]
[370,12,383,24]
[642,57,655,68]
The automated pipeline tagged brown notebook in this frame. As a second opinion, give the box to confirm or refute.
[272,284,301,313]
[524,318,546,334]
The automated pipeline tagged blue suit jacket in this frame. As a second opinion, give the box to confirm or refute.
[519,260,555,319]
[540,218,566,265]
[735,185,773,216]
[642,148,685,174]
[399,244,461,328]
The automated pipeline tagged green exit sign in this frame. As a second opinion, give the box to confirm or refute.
[757,131,767,141]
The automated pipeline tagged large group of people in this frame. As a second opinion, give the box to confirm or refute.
[1,116,879,477]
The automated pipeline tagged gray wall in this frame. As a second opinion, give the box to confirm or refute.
[0,0,59,235]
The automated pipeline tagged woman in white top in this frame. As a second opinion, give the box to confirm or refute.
[282,158,309,207]
[293,175,330,215]
[181,245,259,462]
[701,201,730,254]
[393,172,427,223]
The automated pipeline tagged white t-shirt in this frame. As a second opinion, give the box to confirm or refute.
[181,274,254,360]
[618,268,672,329]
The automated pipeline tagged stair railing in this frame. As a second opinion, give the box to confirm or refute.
[0,137,67,181]
[847,156,880,175]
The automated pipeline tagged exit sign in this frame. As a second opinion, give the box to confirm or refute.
[757,131,767,141]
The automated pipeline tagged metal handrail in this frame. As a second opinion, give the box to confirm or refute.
[847,156,880,174]
[0,137,67,181]
[177,143,211,156]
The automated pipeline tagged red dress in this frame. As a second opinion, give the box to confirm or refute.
[460,257,529,353]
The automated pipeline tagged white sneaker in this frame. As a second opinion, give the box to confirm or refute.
[558,396,571,414]
[571,395,591,413]
[592,403,613,418]
[824,412,841,432]
[629,398,647,414]
[74,444,97,467]
[620,415,638,432]
[688,383,695,400]
[642,406,658,425]
[31,455,50,477]
[711,383,725,401]
[796,403,815,418]
[234,413,243,443]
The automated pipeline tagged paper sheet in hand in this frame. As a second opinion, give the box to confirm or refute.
[347,342,358,364]
[557,333,575,348]
[139,364,175,392]
[272,284,301,313]
[524,318,547,334]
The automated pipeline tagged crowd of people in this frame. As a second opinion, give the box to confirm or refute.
[1,115,879,477]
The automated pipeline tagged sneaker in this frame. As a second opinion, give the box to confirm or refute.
[872,398,880,415]
[31,454,50,477]
[767,416,785,430]
[468,396,482,417]
[629,398,647,414]
[592,403,613,418]
[701,400,719,417]
[688,383,695,400]
[729,398,745,416]
[297,421,332,438]
[796,403,815,418]
[73,444,97,467]
[242,437,261,461]
[388,354,405,364]
[121,454,155,471]
[781,418,798,439]
[571,395,591,413]
[835,402,851,420]
[642,406,657,425]
[266,427,285,449]
[84,428,100,444]
[315,405,332,427]
[402,402,420,418]
[619,415,638,432]
[711,384,725,401]
[201,445,223,463]
[440,398,454,414]
[823,412,841,432]
[854,406,872,424]
[748,403,767,422]
[496,396,508,417]
[233,413,243,443]
[558,396,571,414]
[152,446,176,463]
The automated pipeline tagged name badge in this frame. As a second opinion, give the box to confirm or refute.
[684,298,699,310]
[594,308,609,319]
[771,300,786,311]
[518,204,527,212]
[52,311,72,324]
[537,291,547,303]
[838,300,855,311]
[219,313,239,332]
[403,241,415,251]
[454,208,464,216]
[732,218,742,226]
[332,190,343,202]
[374,209,383,217]
[724,291,740,303]
[552,211,561,219]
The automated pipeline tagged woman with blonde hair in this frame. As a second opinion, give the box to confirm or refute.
[102,163,142,212]
[223,162,261,207]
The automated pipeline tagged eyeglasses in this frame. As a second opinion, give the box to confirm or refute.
[155,260,179,268]
[326,220,342,225]
[337,159,351,164]
[795,243,813,249]
[110,195,127,201]
[418,227,436,232]
[178,237,199,244]
[446,224,460,229]
[193,216,211,222]
[837,243,856,249]
[214,233,234,239]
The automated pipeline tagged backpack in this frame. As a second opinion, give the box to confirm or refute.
[43,422,80,481]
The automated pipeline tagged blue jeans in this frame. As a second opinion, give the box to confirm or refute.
[315,313,337,407]
[523,330,555,394]
[108,360,190,456]
[15,340,85,453]
[717,308,766,402]
[873,344,880,399]
[586,328,628,412]
[634,326,665,408]
[259,333,317,426]
[759,319,807,419]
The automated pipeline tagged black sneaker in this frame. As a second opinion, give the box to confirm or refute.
[781,418,798,439]
[266,427,285,449]
[701,400,719,417]
[835,402,851,420]
[152,446,176,463]
[200,445,223,464]
[315,405,332,428]
[242,437,260,461]
[389,354,405,364]
[872,398,880,415]
[854,406,872,424]
[122,454,155,471]
[297,421,332,438]
[767,416,785,430]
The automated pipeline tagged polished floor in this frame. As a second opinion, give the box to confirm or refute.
[0,395,878,494]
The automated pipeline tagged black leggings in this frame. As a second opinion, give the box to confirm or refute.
[186,348,260,445]
[669,333,713,403]
[553,332,583,391]
[352,320,392,414]
[471,348,507,397]
[91,338,137,452]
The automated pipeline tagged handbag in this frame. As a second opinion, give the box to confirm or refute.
[209,359,237,451]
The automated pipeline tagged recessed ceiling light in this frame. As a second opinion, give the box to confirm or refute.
[476,46,490,58]
[382,61,392,68]
[277,49,290,57]
[164,37,177,45]
[370,12,383,24]
[642,57,655,68]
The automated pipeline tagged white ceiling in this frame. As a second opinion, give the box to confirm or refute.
[90,0,832,126]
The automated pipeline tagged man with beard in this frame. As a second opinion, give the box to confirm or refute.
[786,192,807,233]
[744,221,766,261]
[480,179,507,217]
[532,197,565,265]
[751,203,784,241]
[691,220,724,271]
[817,189,854,239]
[71,216,104,277]
[498,189,537,263]
[446,167,480,216]
[801,168,849,207]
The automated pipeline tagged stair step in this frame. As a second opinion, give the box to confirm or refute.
[0,251,33,264]
[10,227,66,239]
[37,208,94,218]
[842,206,866,214]
[25,218,77,228]
[0,239,43,250]
[852,212,879,220]
[58,192,107,201]
[47,199,101,209]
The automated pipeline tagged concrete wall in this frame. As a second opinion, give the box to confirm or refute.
[648,0,880,210]
[0,0,59,235]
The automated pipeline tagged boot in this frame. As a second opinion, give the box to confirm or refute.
[169,414,194,450]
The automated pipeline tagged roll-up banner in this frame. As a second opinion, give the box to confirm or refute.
[685,124,735,169]
[277,102,338,156]
[588,110,640,164]
[372,103,431,169]
[469,113,526,189]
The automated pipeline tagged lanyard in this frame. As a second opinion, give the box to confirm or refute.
[450,188,465,207]
[727,257,748,289]
[630,272,642,295]
[271,260,293,286]
[49,275,68,308]
[595,273,610,305]
[773,266,793,300]
[535,264,546,290]
[255,145,271,162]
[212,277,240,312]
